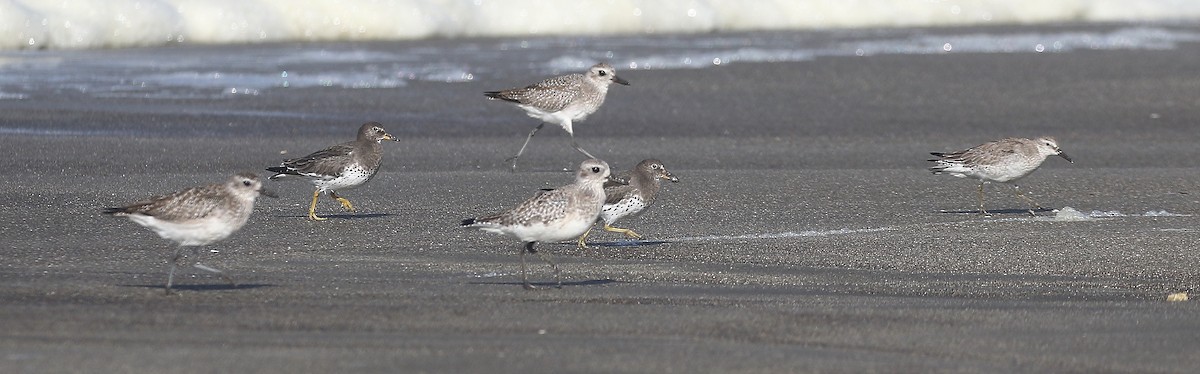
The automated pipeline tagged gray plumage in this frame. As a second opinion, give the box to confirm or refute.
[267,121,398,220]
[577,159,678,248]
[929,137,1073,216]
[462,159,611,289]
[600,159,678,225]
[485,63,630,170]
[103,173,275,293]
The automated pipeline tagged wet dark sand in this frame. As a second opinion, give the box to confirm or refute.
[3,29,1200,372]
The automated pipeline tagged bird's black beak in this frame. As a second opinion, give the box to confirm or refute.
[1057,151,1073,163]
[662,170,679,183]
[260,188,279,198]
[613,75,630,86]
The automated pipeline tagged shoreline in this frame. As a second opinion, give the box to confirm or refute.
[2,26,1200,372]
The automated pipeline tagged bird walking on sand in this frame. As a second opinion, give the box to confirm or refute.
[577,159,678,249]
[485,63,630,171]
[929,137,1073,216]
[462,159,611,289]
[267,122,397,221]
[103,173,275,294]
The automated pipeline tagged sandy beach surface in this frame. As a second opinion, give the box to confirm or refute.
[3,25,1200,372]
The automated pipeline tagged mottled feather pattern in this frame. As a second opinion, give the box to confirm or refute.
[105,184,232,221]
[102,173,268,242]
[462,159,611,244]
[594,159,678,226]
[930,138,1035,170]
[474,188,574,227]
[928,137,1071,215]
[604,184,638,205]
[605,171,632,187]
[483,63,627,171]
[487,74,584,113]
[929,137,1069,183]
[268,122,391,191]
[611,159,674,204]
[103,173,271,292]
[275,143,356,179]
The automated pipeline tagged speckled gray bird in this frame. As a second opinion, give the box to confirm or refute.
[485,63,630,171]
[577,159,678,249]
[103,173,276,294]
[929,137,1073,216]
[462,159,611,289]
[267,122,398,221]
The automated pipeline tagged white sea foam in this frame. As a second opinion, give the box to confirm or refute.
[3,0,1200,50]
[1088,209,1127,218]
[2,22,1198,101]
[0,91,28,100]
[1142,210,1190,217]
[1052,207,1095,221]
[1050,207,1189,221]
[7,25,1193,97]
[674,227,896,242]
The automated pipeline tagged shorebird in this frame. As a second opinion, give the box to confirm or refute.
[577,159,678,248]
[485,63,630,171]
[462,159,610,289]
[929,137,1073,216]
[103,173,275,294]
[267,122,397,221]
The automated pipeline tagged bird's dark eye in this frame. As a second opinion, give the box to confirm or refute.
[591,167,601,173]
[243,180,252,186]
[598,70,607,76]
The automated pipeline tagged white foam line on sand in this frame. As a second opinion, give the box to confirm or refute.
[666,207,1192,242]
[671,227,897,242]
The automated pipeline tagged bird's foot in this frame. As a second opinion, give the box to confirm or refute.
[335,197,356,212]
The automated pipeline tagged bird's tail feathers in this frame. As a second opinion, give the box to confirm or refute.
[266,166,298,179]
[101,207,128,216]
[462,216,506,228]
[483,91,521,103]
[927,157,962,174]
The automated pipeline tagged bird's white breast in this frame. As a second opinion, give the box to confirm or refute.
[601,197,646,224]
[127,214,242,246]
[314,163,375,190]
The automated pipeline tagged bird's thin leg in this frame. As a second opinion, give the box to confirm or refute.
[507,123,546,172]
[1011,184,1043,216]
[308,189,327,221]
[191,247,236,286]
[602,223,643,239]
[576,226,594,249]
[568,135,596,159]
[559,118,596,159]
[520,242,536,290]
[329,190,355,212]
[164,245,185,295]
[531,245,562,289]
[977,182,991,216]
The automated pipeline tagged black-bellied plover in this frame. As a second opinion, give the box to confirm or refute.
[577,159,678,248]
[929,137,1073,216]
[485,63,630,171]
[103,173,275,294]
[267,122,398,221]
[461,159,610,289]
